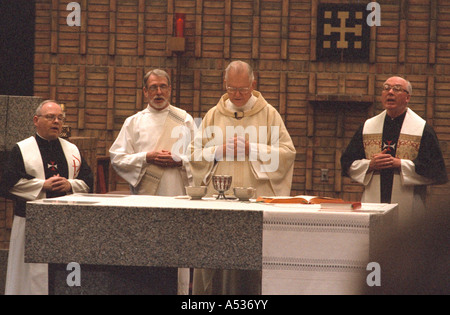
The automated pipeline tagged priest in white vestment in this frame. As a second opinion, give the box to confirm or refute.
[1,100,93,295]
[188,61,296,295]
[341,76,448,227]
[109,69,195,294]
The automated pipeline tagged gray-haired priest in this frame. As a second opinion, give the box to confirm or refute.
[188,60,296,295]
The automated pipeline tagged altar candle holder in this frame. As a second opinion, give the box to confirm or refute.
[175,13,186,37]
[167,13,186,54]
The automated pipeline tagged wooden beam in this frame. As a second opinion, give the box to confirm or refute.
[429,0,437,64]
[369,20,377,63]
[109,0,116,56]
[398,0,408,63]
[306,148,313,191]
[166,0,174,56]
[78,65,86,129]
[195,0,203,58]
[79,0,87,55]
[279,73,287,116]
[50,0,58,54]
[281,0,289,60]
[334,149,342,193]
[252,0,260,60]
[138,0,145,57]
[224,0,232,59]
[426,76,435,126]
[310,0,318,61]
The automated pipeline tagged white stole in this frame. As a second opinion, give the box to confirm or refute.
[9,136,85,201]
[5,136,86,296]
[362,108,425,160]
[349,108,432,226]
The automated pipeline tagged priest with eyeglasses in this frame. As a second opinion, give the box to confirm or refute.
[188,60,296,295]
[109,69,195,294]
[341,76,447,227]
[1,100,94,295]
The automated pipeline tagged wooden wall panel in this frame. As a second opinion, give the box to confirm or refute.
[29,0,450,201]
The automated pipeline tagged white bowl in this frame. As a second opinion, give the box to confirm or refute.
[185,186,207,200]
[233,187,255,201]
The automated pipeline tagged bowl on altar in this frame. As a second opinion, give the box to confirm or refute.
[233,187,256,201]
[185,186,207,200]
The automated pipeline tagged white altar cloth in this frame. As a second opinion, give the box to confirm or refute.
[262,203,397,295]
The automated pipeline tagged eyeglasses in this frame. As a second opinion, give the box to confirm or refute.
[38,114,65,123]
[226,86,251,94]
[146,84,170,92]
[382,84,409,94]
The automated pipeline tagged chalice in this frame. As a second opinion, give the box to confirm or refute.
[212,175,232,200]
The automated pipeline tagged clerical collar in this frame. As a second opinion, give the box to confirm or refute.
[35,133,59,144]
[226,95,257,113]
[385,111,406,125]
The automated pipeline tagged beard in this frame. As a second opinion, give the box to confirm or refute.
[149,95,170,110]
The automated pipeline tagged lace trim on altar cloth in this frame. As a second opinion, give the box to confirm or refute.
[263,218,370,234]
[262,257,366,272]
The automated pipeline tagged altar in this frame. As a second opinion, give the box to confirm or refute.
[25,194,397,295]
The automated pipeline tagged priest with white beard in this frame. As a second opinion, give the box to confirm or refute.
[1,100,94,295]
[109,69,195,294]
[341,76,448,227]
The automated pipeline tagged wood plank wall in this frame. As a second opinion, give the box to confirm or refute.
[32,0,450,197]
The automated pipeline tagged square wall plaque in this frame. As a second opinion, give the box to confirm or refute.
[316,3,370,62]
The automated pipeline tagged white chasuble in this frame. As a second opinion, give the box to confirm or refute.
[188,91,296,198]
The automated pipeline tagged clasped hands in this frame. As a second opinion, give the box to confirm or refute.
[146,150,182,168]
[215,136,250,160]
[368,149,402,172]
[43,174,72,193]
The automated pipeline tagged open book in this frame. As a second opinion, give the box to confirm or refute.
[256,195,362,210]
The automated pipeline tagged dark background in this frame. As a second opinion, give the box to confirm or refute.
[0,0,35,96]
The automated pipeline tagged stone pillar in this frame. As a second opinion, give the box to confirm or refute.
[0,95,43,250]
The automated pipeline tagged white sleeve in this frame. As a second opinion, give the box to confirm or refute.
[400,159,434,186]
[9,178,45,201]
[348,159,373,186]
[109,119,148,187]
[68,179,90,193]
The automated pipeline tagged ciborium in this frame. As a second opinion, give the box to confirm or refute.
[212,175,232,200]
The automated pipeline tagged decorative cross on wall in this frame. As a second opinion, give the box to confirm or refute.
[317,4,370,62]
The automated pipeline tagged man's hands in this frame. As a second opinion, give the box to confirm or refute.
[369,149,402,172]
[146,150,182,168]
[215,136,250,161]
[43,175,72,193]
